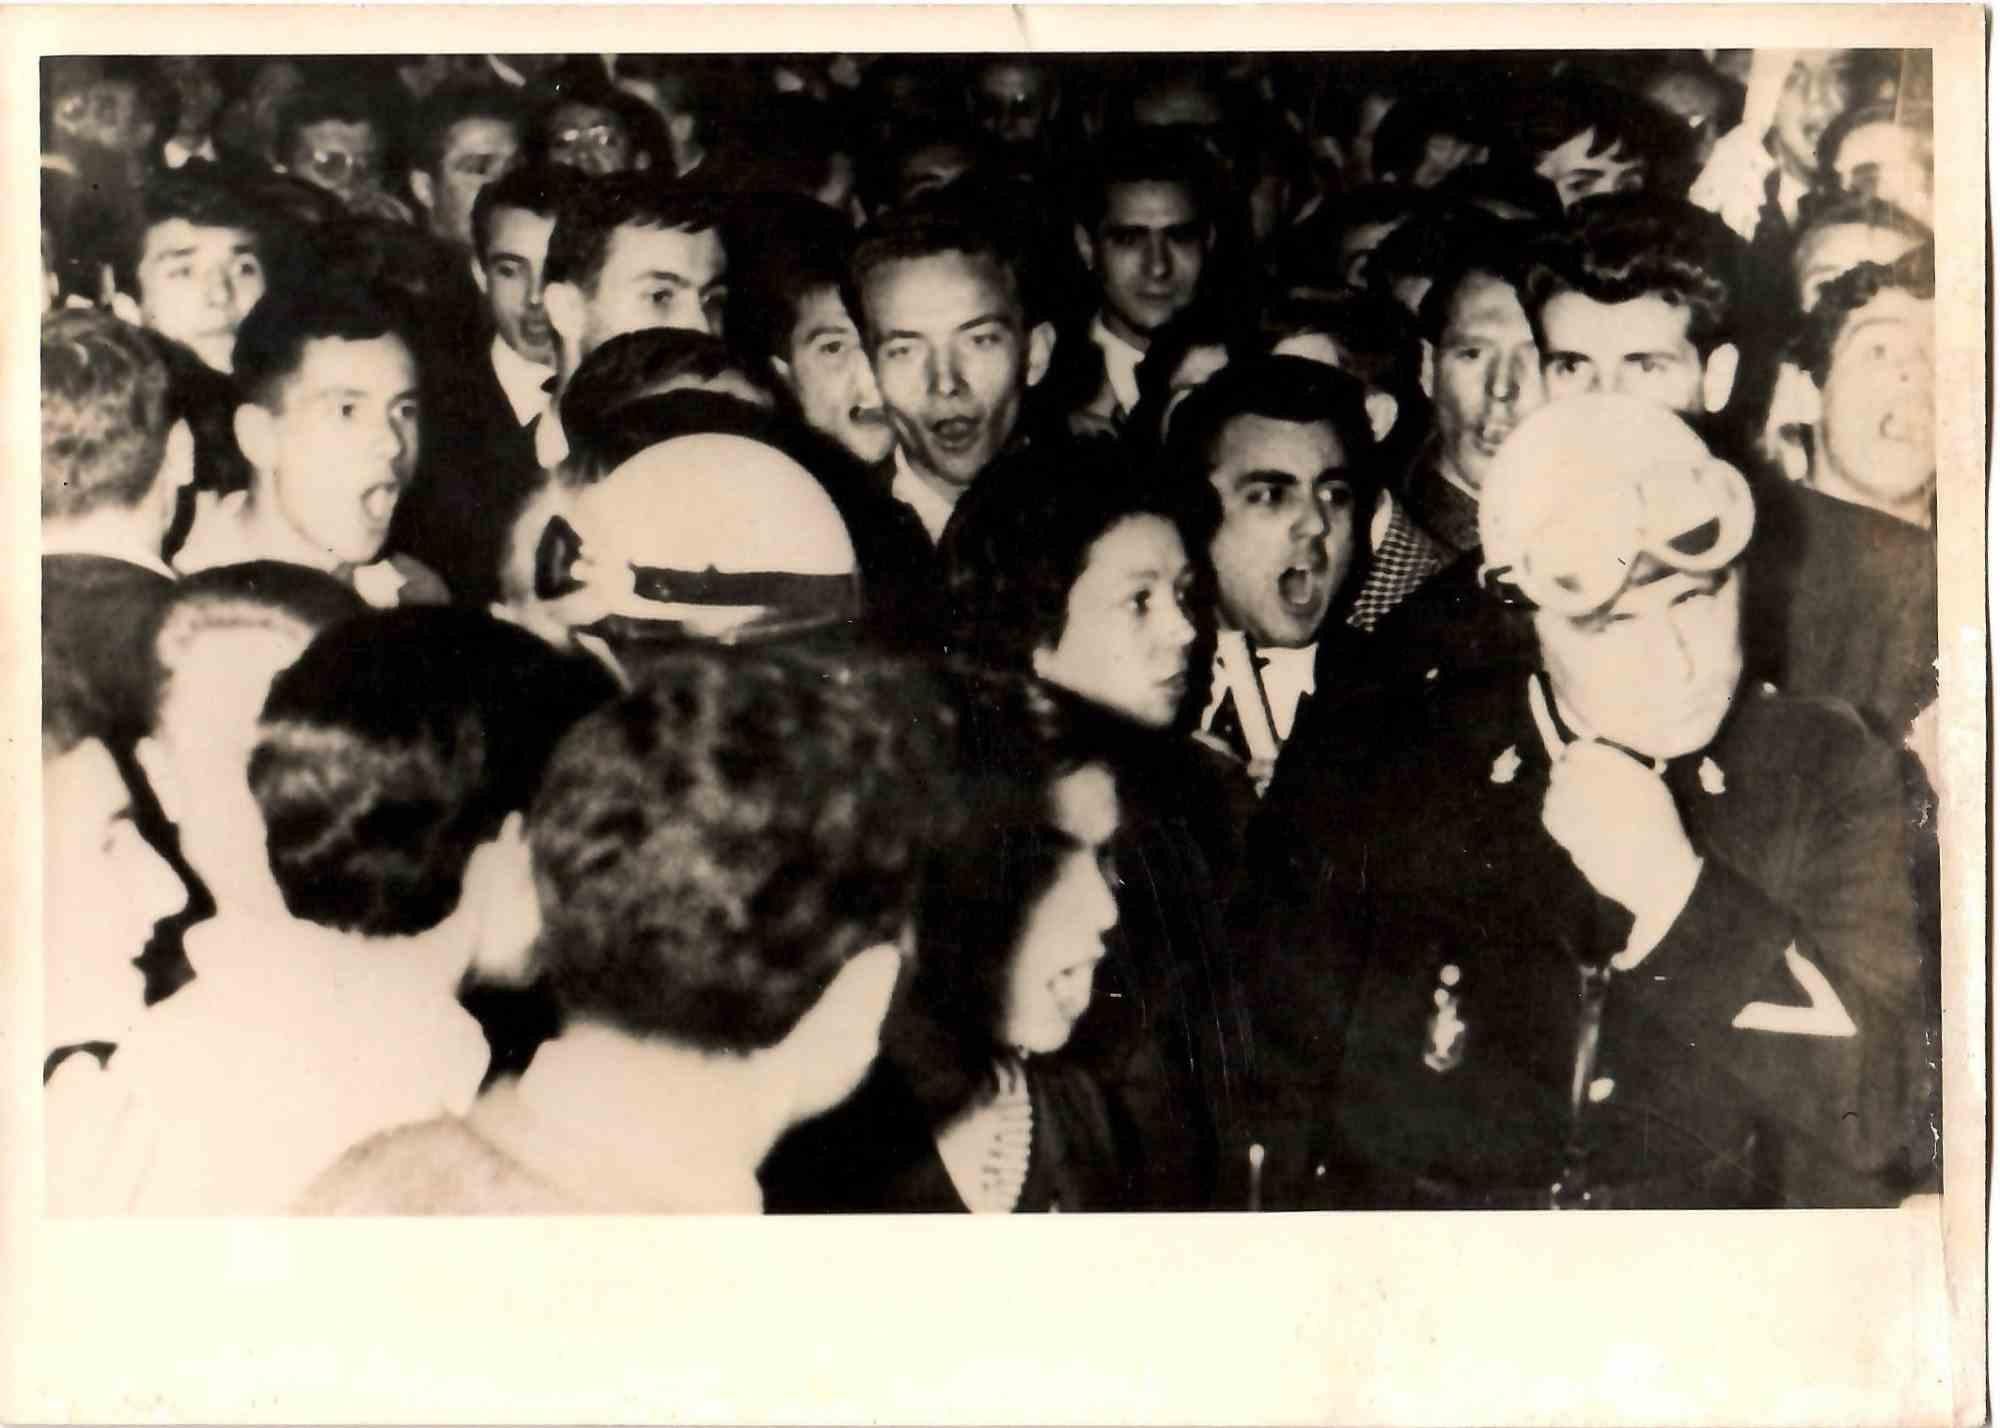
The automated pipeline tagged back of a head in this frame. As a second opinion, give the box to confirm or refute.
[527,646,951,1053]
[558,326,767,445]
[41,309,175,521]
[543,171,729,292]
[1520,191,1742,356]
[249,606,617,939]
[231,281,415,409]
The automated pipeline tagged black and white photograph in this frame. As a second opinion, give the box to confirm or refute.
[7,5,1986,1423]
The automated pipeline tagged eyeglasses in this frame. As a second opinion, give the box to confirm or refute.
[553,123,621,151]
[302,148,379,184]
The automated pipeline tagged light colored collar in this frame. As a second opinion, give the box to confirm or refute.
[491,334,556,429]
[163,135,217,170]
[891,445,959,545]
[1089,313,1146,416]
[474,1022,772,1213]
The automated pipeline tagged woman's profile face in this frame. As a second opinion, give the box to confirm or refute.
[1000,764,1120,1055]
[1033,514,1199,729]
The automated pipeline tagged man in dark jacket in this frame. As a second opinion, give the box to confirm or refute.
[1247,396,1937,1210]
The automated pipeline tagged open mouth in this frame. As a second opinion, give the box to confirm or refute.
[928,417,979,452]
[1471,423,1514,457]
[360,481,401,525]
[1278,549,1330,611]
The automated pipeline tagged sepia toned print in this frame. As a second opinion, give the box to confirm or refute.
[36,44,1945,1221]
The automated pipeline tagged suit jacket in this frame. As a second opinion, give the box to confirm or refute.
[1245,669,1938,1209]
[387,342,544,609]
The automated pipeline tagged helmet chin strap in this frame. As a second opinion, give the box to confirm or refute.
[1528,673,1669,774]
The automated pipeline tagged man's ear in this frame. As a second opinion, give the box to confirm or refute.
[156,418,197,513]
[544,280,584,348]
[775,940,903,1121]
[1701,342,1741,415]
[1024,321,1057,390]
[462,811,542,985]
[1072,221,1096,274]
[233,402,275,475]
[1418,338,1437,402]
[633,151,653,172]
[468,251,489,297]
[408,169,437,216]
[1030,643,1058,682]
[108,289,143,328]
[1362,389,1399,444]
[769,354,799,397]
[667,112,697,149]
[134,735,182,829]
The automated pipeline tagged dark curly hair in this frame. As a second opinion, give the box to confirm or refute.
[884,670,1106,1122]
[250,607,616,939]
[1790,243,1934,387]
[526,647,952,1053]
[542,172,728,295]
[938,436,1220,683]
[1520,191,1743,358]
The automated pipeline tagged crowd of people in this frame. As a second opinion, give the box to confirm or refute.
[39,47,1942,1214]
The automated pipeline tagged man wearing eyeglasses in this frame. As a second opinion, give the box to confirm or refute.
[1244,395,1937,1211]
[274,86,412,224]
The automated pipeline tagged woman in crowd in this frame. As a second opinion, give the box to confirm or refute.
[937,440,1256,1208]
[762,670,1130,1212]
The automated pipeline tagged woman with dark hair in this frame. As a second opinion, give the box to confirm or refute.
[935,438,1258,1209]
[761,670,1132,1212]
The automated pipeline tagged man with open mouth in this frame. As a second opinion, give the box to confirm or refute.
[1165,355,1383,787]
[175,285,446,608]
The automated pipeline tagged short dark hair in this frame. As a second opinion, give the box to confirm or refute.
[1074,129,1219,231]
[1507,73,1684,176]
[1370,88,1494,186]
[939,436,1219,676]
[1162,353,1384,510]
[527,647,950,1052]
[1790,194,1933,310]
[1791,243,1934,387]
[469,162,579,265]
[542,172,728,293]
[231,283,417,409]
[726,198,855,364]
[1362,202,1515,300]
[558,327,765,449]
[1520,192,1742,357]
[1260,290,1424,402]
[848,198,1039,340]
[250,607,617,939]
[407,82,522,177]
[1413,236,1534,344]
[122,168,273,293]
[41,310,174,520]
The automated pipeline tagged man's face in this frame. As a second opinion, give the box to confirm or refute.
[1001,764,1119,1055]
[1772,52,1857,178]
[1428,271,1544,491]
[1820,289,1934,512]
[52,77,159,157]
[1536,567,1744,760]
[1832,121,1932,225]
[476,204,558,366]
[285,119,384,202]
[136,219,267,374]
[974,61,1055,146]
[1205,413,1358,647]
[1793,222,1925,313]
[1535,129,1647,210]
[256,335,421,566]
[547,102,637,176]
[862,250,1050,488]
[1540,291,1710,414]
[566,223,729,362]
[423,116,521,248]
[1086,180,1208,348]
[44,736,186,1048]
[777,286,892,466]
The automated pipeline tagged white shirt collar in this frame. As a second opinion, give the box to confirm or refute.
[533,396,570,470]
[1089,313,1146,416]
[491,334,556,429]
[891,445,959,544]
